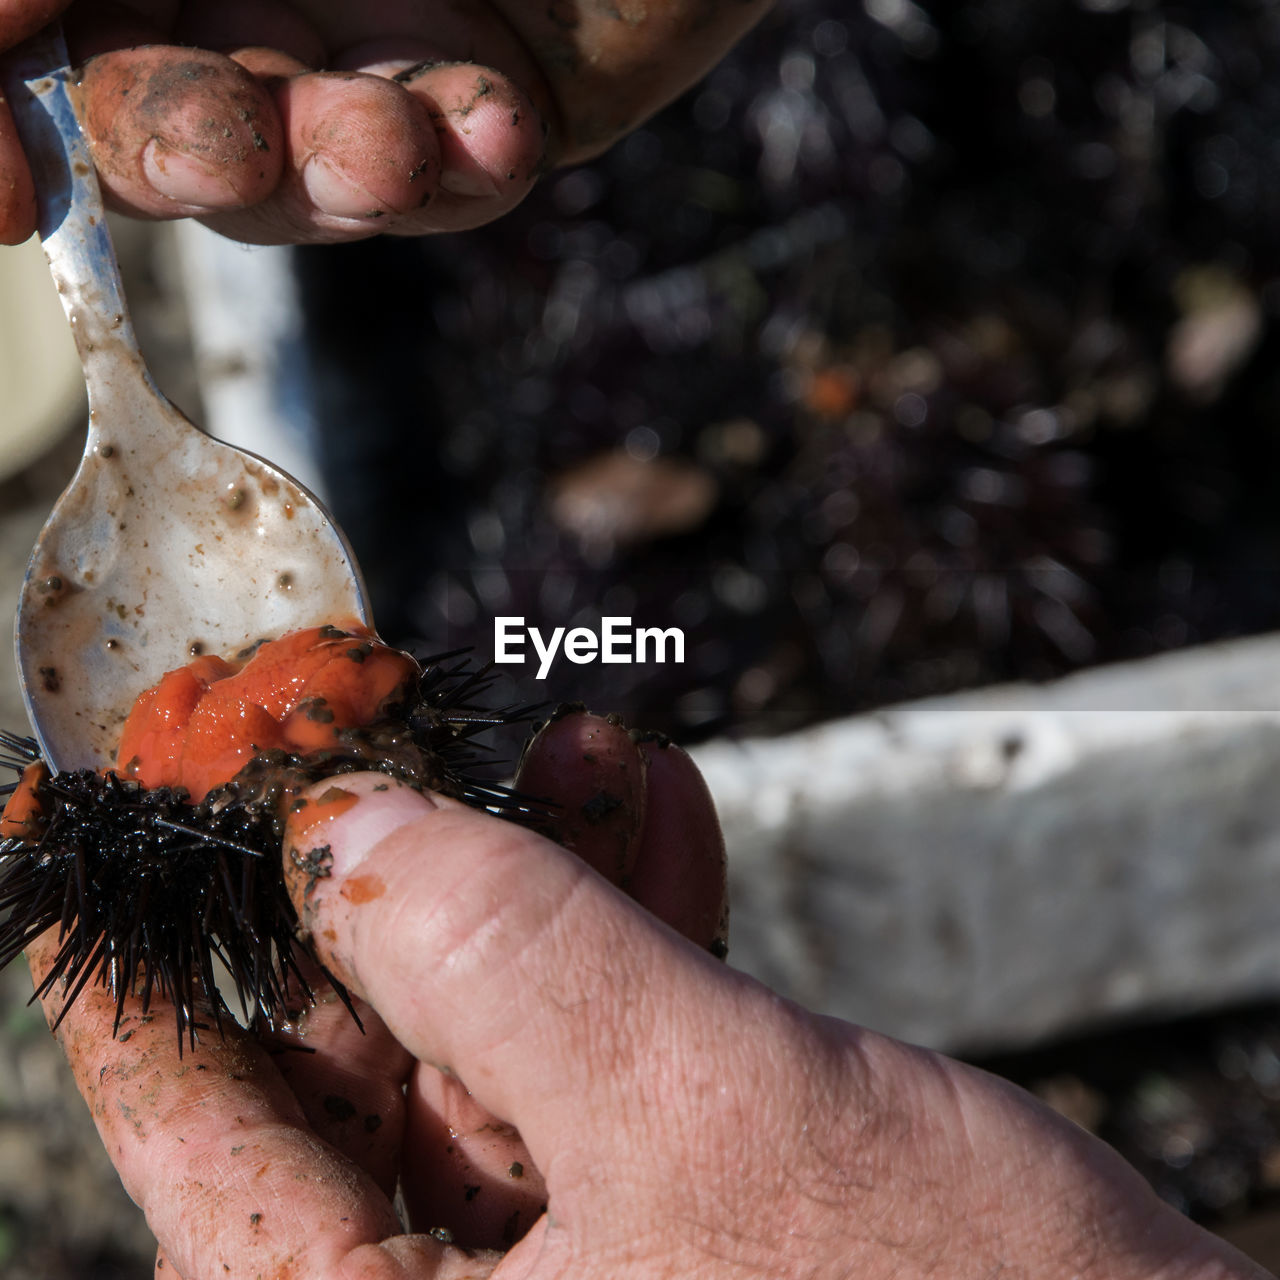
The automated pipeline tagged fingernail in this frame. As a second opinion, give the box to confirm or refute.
[438,166,501,199]
[287,774,437,882]
[392,58,446,83]
[514,712,646,886]
[142,137,229,206]
[302,153,385,218]
[357,56,430,80]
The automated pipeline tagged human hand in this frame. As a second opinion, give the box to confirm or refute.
[27,708,1269,1280]
[0,0,773,246]
[24,709,729,1277]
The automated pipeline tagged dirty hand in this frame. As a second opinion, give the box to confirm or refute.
[26,708,1267,1280]
[0,0,772,245]
[24,711,729,1277]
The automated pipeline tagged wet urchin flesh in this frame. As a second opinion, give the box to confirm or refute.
[0,629,538,1050]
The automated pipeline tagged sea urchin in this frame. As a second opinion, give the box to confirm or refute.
[0,623,536,1049]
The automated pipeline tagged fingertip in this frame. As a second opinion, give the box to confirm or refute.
[81,47,284,217]
[261,989,412,1200]
[629,736,729,953]
[282,773,443,941]
[515,714,728,951]
[515,709,647,887]
[226,46,314,82]
[393,62,545,230]
[402,1066,545,1248]
[278,70,441,224]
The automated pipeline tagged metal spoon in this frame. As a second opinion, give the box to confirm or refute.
[3,26,368,774]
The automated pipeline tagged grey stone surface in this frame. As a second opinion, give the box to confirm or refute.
[692,635,1280,1054]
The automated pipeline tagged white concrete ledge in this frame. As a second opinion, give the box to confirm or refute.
[691,634,1280,1053]
[154,225,1280,1056]
[172,223,325,499]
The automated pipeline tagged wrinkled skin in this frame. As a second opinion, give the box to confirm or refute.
[27,711,733,1276]
[2,6,1272,1277]
[24,708,1270,1280]
[0,0,774,244]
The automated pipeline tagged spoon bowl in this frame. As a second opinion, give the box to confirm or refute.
[4,27,368,774]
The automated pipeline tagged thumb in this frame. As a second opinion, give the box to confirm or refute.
[281,771,745,1179]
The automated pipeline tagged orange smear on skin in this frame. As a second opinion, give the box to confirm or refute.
[289,782,361,849]
[341,873,386,904]
[116,625,417,803]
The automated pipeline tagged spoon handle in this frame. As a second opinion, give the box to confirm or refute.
[2,24,154,435]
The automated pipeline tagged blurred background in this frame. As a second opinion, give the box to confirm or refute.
[7,0,1280,1272]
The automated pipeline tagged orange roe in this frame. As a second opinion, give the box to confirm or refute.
[1,624,416,830]
[115,624,417,803]
[1,761,48,841]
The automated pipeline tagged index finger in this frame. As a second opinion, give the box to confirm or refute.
[23,928,433,1280]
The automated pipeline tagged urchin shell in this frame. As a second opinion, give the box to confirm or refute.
[0,657,538,1050]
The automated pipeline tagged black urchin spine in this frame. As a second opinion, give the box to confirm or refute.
[0,656,542,1050]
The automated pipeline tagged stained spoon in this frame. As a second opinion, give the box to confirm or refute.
[3,25,368,774]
